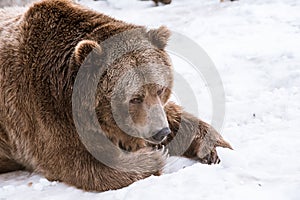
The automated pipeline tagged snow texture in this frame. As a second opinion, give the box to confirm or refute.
[0,0,35,7]
[1,0,300,199]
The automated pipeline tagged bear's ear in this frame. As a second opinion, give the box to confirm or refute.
[147,26,171,50]
[73,40,102,66]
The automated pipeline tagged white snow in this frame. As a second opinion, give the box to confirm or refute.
[1,0,300,199]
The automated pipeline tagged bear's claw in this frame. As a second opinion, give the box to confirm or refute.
[198,148,220,165]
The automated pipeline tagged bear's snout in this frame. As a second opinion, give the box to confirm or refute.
[152,127,171,142]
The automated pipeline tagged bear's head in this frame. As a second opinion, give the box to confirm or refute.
[71,26,173,146]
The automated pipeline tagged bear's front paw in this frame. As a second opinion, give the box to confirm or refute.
[120,146,168,176]
[197,147,220,164]
[137,146,169,175]
[183,124,232,165]
[184,137,221,165]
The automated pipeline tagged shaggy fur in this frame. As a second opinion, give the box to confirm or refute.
[0,0,232,191]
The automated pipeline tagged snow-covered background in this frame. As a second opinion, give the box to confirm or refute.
[1,0,300,199]
[0,0,34,7]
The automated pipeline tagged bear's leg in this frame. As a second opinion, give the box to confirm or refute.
[0,157,24,173]
[0,131,24,173]
[34,146,166,191]
[163,102,232,164]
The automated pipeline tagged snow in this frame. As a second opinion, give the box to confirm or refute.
[1,0,300,199]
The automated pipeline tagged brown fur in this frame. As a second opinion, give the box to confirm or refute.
[0,0,232,191]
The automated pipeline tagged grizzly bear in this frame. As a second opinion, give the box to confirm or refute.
[0,0,232,191]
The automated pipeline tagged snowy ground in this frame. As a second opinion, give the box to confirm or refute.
[1,0,300,199]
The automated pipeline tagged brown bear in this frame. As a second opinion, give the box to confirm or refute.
[0,0,232,191]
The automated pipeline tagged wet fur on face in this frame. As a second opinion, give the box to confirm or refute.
[96,48,173,146]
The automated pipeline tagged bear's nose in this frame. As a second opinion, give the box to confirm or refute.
[152,127,171,142]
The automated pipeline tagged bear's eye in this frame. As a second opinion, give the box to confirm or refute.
[130,97,143,104]
[157,88,164,96]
